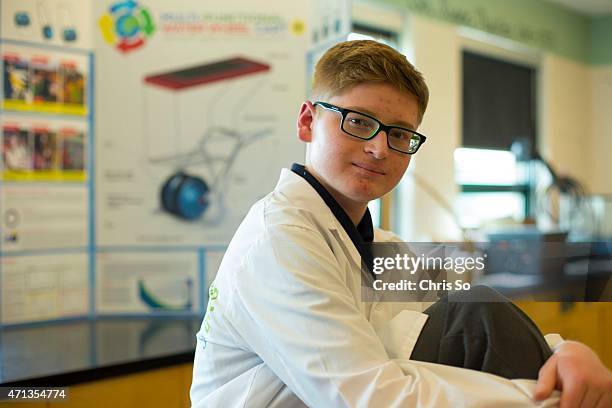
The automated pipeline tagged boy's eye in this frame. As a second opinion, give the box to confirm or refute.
[346,114,376,130]
[350,118,368,127]
[390,131,409,140]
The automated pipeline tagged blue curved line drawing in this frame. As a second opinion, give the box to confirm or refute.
[138,277,193,310]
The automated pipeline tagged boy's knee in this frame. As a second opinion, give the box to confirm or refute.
[448,285,517,323]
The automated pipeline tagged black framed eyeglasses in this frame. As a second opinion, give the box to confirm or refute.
[313,101,426,155]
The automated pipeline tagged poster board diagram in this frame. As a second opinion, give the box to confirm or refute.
[95,250,200,314]
[142,56,272,223]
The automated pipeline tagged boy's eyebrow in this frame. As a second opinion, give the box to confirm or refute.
[344,105,416,130]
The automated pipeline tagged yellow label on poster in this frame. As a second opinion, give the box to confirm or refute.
[2,100,33,112]
[2,101,87,116]
[2,170,87,182]
[61,104,88,116]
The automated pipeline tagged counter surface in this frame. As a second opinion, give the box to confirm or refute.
[0,316,202,386]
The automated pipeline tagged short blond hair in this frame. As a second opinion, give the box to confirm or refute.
[312,40,429,124]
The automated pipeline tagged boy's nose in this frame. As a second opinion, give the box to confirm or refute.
[364,130,389,159]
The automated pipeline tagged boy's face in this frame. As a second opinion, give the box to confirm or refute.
[297,82,419,210]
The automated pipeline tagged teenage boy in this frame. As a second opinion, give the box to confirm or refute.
[191,40,612,407]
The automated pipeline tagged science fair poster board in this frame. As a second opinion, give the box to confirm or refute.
[91,0,314,315]
[0,0,92,325]
[0,0,351,323]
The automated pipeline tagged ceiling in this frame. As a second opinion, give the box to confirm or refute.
[545,0,612,16]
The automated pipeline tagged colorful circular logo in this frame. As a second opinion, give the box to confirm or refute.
[99,1,155,53]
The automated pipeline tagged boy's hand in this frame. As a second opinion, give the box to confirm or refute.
[534,340,612,407]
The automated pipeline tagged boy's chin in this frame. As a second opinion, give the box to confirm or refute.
[346,189,387,204]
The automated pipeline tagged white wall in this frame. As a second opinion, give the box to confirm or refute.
[540,54,593,191]
[397,15,462,241]
[590,66,612,194]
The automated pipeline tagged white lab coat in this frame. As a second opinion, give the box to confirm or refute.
[191,168,559,407]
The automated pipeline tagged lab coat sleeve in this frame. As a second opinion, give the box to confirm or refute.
[544,333,564,350]
[228,223,559,407]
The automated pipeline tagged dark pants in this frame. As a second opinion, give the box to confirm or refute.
[410,285,552,379]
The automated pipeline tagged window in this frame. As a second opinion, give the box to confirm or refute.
[462,51,536,150]
[456,50,537,228]
[454,148,530,228]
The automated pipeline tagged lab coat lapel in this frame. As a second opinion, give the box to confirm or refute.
[275,169,383,306]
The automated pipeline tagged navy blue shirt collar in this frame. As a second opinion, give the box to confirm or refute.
[291,163,374,243]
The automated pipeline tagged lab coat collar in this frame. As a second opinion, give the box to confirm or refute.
[289,163,375,277]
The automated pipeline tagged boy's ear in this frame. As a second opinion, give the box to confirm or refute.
[297,101,316,143]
